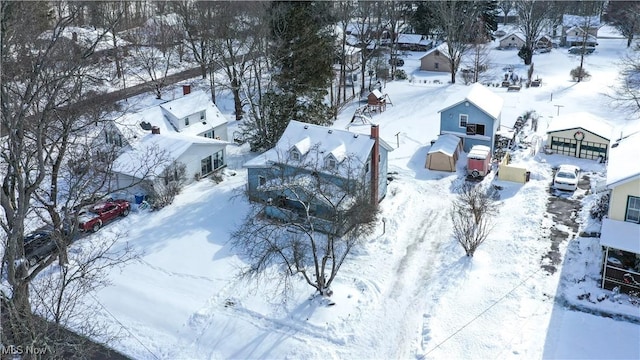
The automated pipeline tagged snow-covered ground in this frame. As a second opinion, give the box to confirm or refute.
[64,27,640,359]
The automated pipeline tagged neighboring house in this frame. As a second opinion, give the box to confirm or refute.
[498,32,525,49]
[545,112,612,161]
[425,134,463,172]
[37,26,130,59]
[396,33,433,51]
[438,83,504,153]
[420,43,451,72]
[243,120,393,233]
[535,34,555,49]
[98,86,229,195]
[561,14,600,47]
[599,131,640,294]
[496,9,519,24]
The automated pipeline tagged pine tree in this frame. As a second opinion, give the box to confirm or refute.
[268,1,335,129]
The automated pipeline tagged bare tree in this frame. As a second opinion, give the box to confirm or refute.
[450,183,498,257]
[352,1,386,95]
[231,149,378,297]
[127,16,179,99]
[498,1,515,25]
[432,0,479,84]
[333,1,357,107]
[384,1,412,80]
[569,2,602,83]
[514,0,554,65]
[141,161,187,209]
[608,52,640,116]
[606,1,640,48]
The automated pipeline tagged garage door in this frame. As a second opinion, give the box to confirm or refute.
[579,141,607,160]
[550,136,577,156]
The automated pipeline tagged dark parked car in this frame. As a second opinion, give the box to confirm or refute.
[24,228,58,267]
[78,199,131,232]
[568,46,595,55]
[388,57,404,67]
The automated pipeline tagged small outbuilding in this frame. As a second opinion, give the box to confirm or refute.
[426,134,462,172]
[545,112,613,161]
[367,89,387,113]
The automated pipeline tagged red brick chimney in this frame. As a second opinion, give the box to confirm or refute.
[182,84,191,95]
[151,126,160,135]
[370,124,380,204]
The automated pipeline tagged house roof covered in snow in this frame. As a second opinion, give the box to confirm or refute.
[397,33,431,47]
[243,121,392,177]
[112,131,226,178]
[114,90,227,140]
[562,14,601,28]
[498,32,525,43]
[420,42,450,60]
[546,112,613,140]
[600,218,640,254]
[428,134,461,156]
[606,131,640,187]
[38,26,130,52]
[438,83,504,120]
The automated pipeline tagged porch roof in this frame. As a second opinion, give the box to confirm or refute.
[600,218,640,254]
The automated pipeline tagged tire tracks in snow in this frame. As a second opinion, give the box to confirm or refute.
[339,180,453,360]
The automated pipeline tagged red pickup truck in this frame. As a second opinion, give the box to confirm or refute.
[78,199,130,232]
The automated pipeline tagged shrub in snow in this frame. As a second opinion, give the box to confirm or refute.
[142,161,187,209]
[570,66,590,81]
[589,193,609,221]
[394,69,407,80]
[450,183,499,257]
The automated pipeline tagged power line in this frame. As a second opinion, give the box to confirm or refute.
[424,268,543,357]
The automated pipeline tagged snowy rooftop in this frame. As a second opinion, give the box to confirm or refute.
[600,218,640,254]
[562,14,601,28]
[112,132,226,178]
[114,90,227,140]
[397,33,431,46]
[468,145,491,159]
[606,131,640,187]
[38,26,130,51]
[498,32,525,42]
[438,83,504,120]
[546,112,614,139]
[420,42,450,59]
[428,134,461,156]
[243,121,388,176]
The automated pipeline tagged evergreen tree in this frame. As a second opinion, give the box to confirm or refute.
[268,1,335,133]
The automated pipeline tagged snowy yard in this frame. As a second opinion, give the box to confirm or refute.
[63,27,640,359]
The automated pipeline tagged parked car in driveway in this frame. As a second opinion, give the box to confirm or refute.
[24,227,58,267]
[78,199,131,232]
[568,46,595,55]
[553,165,580,191]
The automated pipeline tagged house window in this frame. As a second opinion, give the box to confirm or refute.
[626,196,640,223]
[201,156,212,175]
[185,117,190,126]
[459,114,468,128]
[258,176,266,186]
[365,162,370,173]
[202,130,214,138]
[291,150,300,161]
[105,131,122,147]
[326,158,337,169]
[467,124,485,136]
[434,62,439,69]
[213,150,224,170]
[200,111,206,120]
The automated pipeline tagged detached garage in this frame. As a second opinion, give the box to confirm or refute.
[426,134,463,172]
[546,112,613,161]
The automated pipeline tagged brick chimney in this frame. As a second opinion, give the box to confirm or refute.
[182,84,191,95]
[151,126,160,135]
[370,124,380,204]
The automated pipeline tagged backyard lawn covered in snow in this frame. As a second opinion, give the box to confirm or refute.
[66,26,640,359]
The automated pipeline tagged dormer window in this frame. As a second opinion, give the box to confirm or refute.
[185,117,190,126]
[326,158,337,169]
[200,111,206,121]
[291,150,300,161]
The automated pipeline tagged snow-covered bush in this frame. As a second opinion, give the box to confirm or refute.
[589,193,610,221]
[570,66,591,81]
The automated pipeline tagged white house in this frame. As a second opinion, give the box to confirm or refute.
[498,32,526,49]
[561,14,600,47]
[100,86,229,195]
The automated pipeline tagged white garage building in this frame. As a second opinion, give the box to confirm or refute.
[545,112,614,161]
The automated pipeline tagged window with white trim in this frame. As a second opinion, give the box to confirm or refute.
[626,196,640,223]
[326,158,337,169]
[202,130,214,138]
[459,114,468,128]
[200,111,206,120]
[291,150,300,161]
